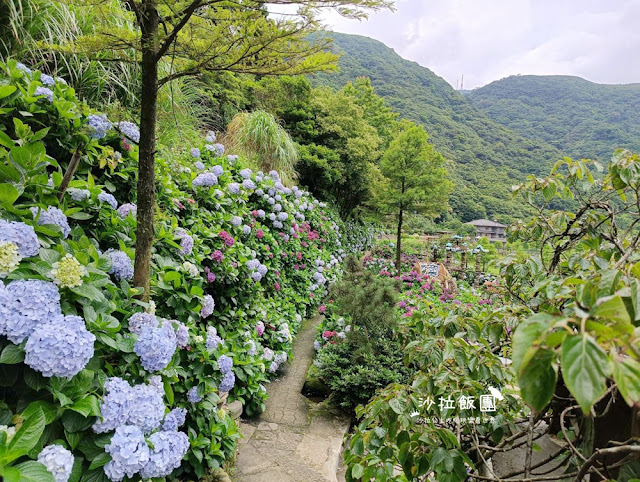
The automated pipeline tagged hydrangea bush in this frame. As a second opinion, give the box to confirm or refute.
[0,60,374,480]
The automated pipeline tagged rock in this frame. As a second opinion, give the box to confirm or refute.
[225,400,243,419]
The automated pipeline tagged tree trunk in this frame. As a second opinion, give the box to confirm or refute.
[132,1,159,300]
[395,207,403,272]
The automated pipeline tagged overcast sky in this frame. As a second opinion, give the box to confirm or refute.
[318,0,640,90]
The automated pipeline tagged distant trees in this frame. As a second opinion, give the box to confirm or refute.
[377,125,451,271]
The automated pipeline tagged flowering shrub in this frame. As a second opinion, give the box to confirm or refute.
[0,60,374,480]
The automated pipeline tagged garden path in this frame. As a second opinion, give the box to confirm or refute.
[233,316,350,482]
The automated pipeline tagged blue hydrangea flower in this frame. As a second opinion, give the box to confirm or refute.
[201,294,214,318]
[139,430,189,478]
[314,340,321,350]
[162,408,187,432]
[269,361,279,373]
[176,229,194,255]
[246,259,260,270]
[205,130,216,143]
[273,221,283,229]
[268,198,275,206]
[0,279,61,343]
[93,377,134,433]
[127,383,165,433]
[190,147,201,158]
[87,114,112,139]
[195,161,205,170]
[115,121,140,143]
[255,188,264,196]
[117,203,137,219]
[212,143,225,156]
[228,183,240,194]
[98,191,118,209]
[104,425,150,481]
[192,172,218,187]
[257,209,266,218]
[273,203,282,212]
[173,321,189,348]
[242,179,256,190]
[24,315,95,378]
[257,264,268,276]
[251,271,262,282]
[227,154,238,162]
[37,444,74,482]
[0,220,39,257]
[187,387,202,403]
[242,225,251,235]
[34,86,53,102]
[31,206,71,239]
[128,312,157,335]
[239,168,252,179]
[274,352,288,365]
[269,213,276,221]
[219,371,235,393]
[107,250,134,281]
[134,321,177,372]
[16,62,32,74]
[217,354,233,374]
[69,189,90,201]
[40,73,55,87]
[212,165,224,176]
[246,340,257,356]
[263,348,274,361]
[148,375,164,395]
[206,332,223,350]
[278,212,288,221]
[231,216,242,226]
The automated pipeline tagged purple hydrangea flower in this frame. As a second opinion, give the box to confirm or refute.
[115,121,140,143]
[201,294,215,318]
[187,386,201,403]
[87,114,112,139]
[34,86,54,102]
[251,271,262,282]
[228,183,240,194]
[98,191,118,209]
[195,161,205,170]
[192,172,218,187]
[139,430,189,478]
[37,444,74,482]
[128,312,157,335]
[117,203,137,219]
[239,168,252,179]
[104,425,150,481]
[31,206,71,238]
[219,371,235,393]
[242,225,251,235]
[231,216,242,226]
[217,354,233,374]
[133,321,177,372]
[190,147,200,158]
[24,315,95,378]
[212,165,224,176]
[162,408,187,432]
[0,220,39,257]
[176,229,194,255]
[242,179,256,190]
[174,321,189,348]
[108,250,134,280]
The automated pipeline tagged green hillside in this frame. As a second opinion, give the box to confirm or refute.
[312,32,564,222]
[467,75,640,162]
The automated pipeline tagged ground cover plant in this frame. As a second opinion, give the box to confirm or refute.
[0,60,373,481]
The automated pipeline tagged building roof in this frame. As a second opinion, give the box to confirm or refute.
[465,219,507,228]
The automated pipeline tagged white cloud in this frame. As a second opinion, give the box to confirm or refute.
[320,0,640,89]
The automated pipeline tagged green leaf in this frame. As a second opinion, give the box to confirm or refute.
[592,295,631,324]
[0,183,20,205]
[0,85,17,99]
[70,395,100,417]
[351,463,365,479]
[518,349,557,412]
[70,284,105,302]
[10,461,55,482]
[22,401,59,424]
[88,452,111,471]
[561,334,609,413]
[0,344,25,364]
[7,407,46,461]
[389,398,403,414]
[613,357,640,406]
[512,313,556,374]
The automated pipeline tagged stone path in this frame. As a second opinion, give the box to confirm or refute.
[234,316,350,482]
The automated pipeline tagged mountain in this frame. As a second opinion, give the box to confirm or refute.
[467,75,640,162]
[312,32,564,223]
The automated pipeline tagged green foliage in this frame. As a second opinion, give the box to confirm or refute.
[312,32,565,222]
[226,110,298,183]
[468,74,640,162]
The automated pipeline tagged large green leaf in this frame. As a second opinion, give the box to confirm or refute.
[613,357,640,406]
[512,313,557,374]
[6,408,46,463]
[518,348,557,412]
[7,461,55,482]
[0,344,25,364]
[592,295,631,324]
[561,334,609,413]
[0,183,20,206]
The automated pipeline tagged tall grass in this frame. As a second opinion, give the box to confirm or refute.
[226,110,298,183]
[0,0,140,108]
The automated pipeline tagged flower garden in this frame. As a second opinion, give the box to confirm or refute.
[0,60,373,481]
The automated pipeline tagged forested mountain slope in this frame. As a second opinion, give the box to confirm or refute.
[467,75,640,162]
[312,32,563,222]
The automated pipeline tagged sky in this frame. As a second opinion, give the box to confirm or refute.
[316,0,640,90]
